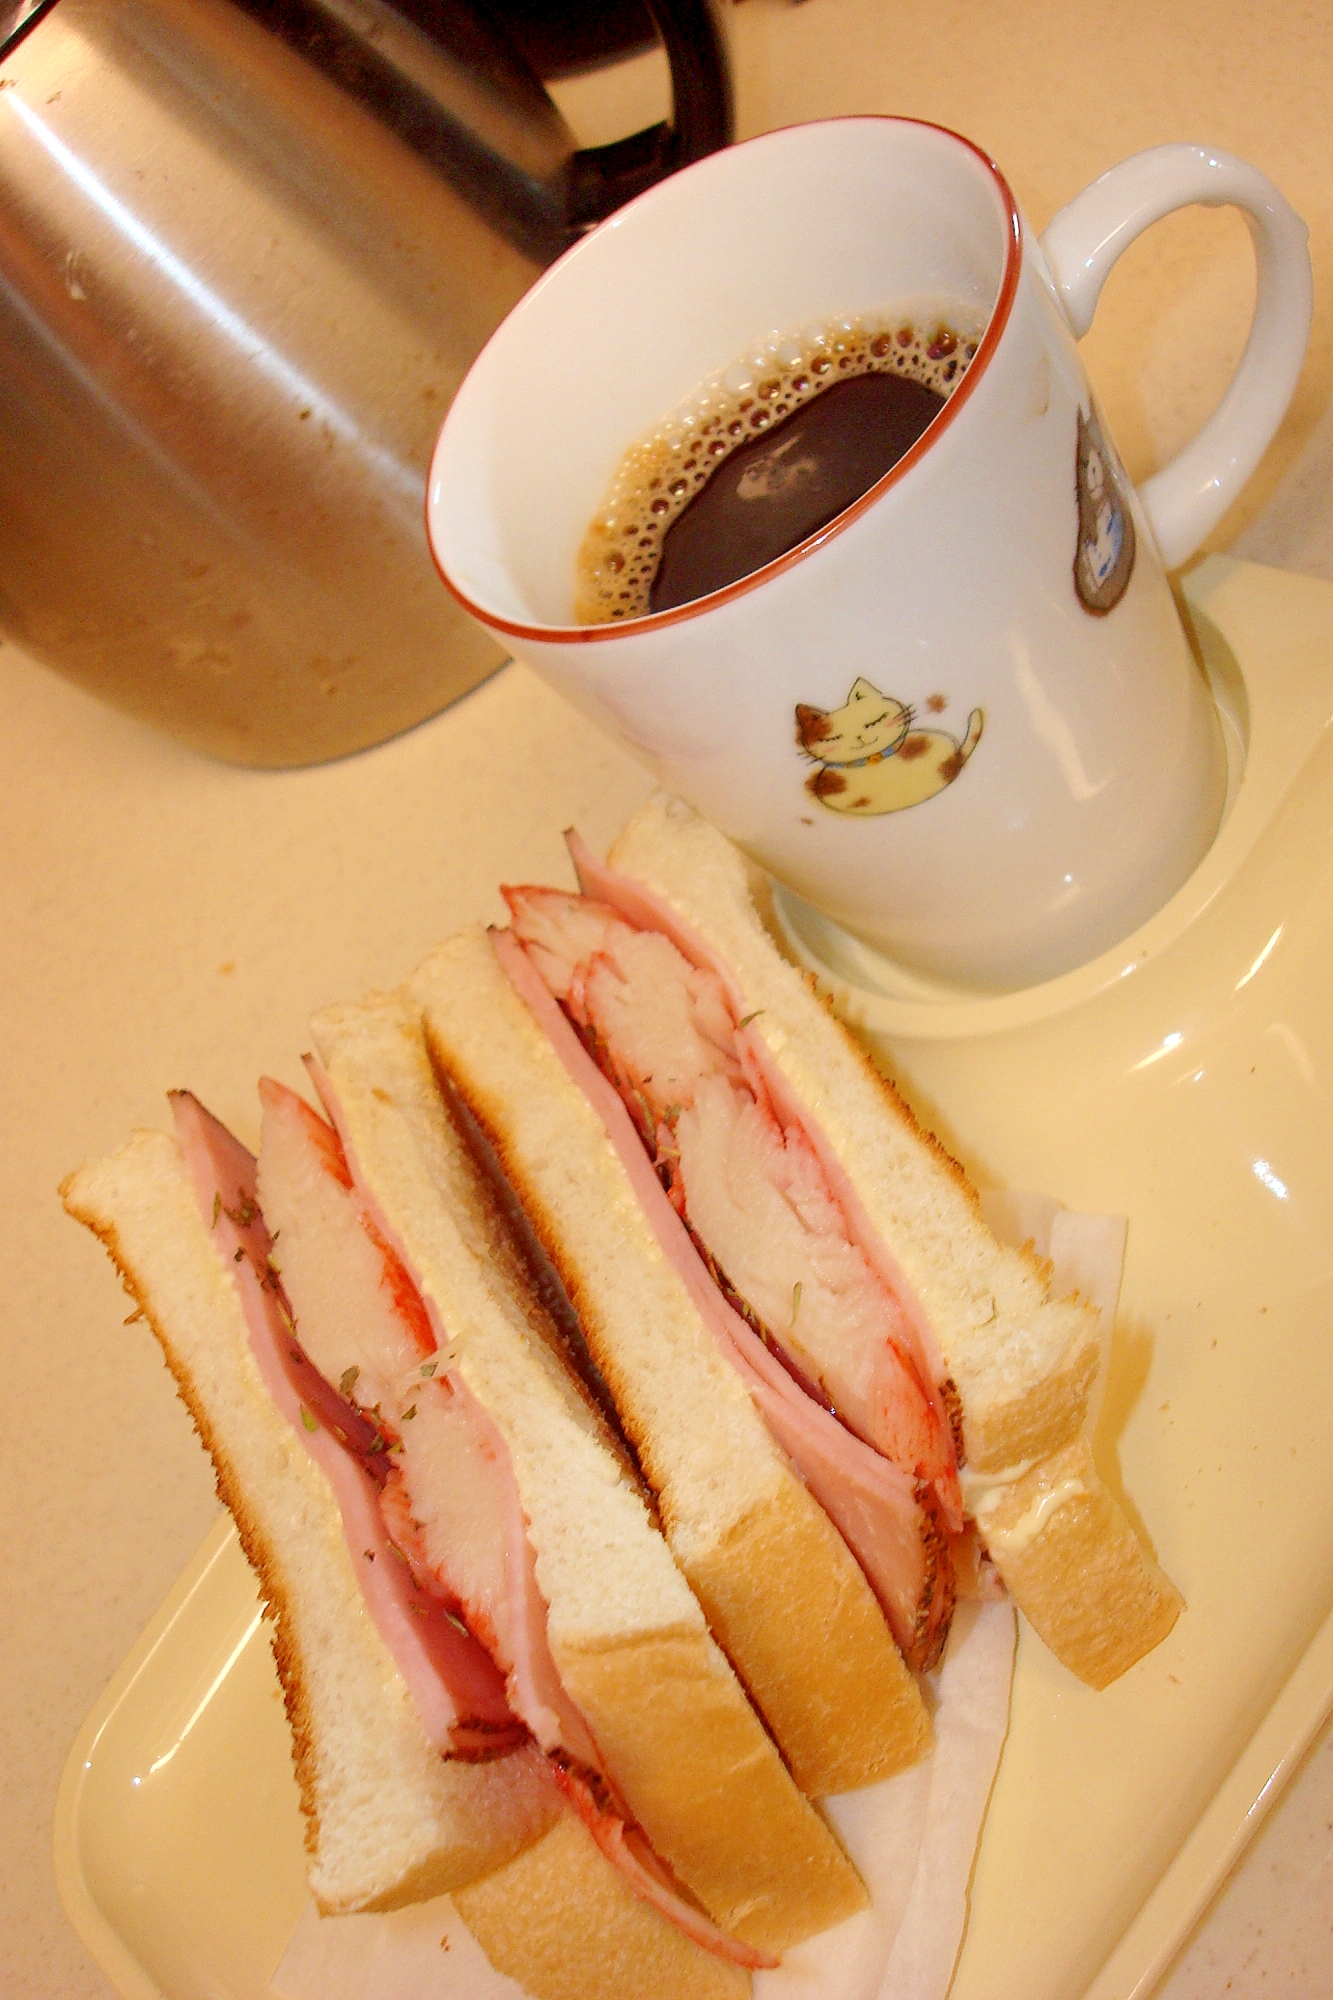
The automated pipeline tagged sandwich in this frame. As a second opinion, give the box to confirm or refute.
[62,993,872,2000]
[422,793,1182,1692]
[61,790,1178,2000]
[299,990,864,1952]
[61,1109,560,1922]
[415,928,935,1790]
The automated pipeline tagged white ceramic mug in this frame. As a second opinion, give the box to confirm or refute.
[426,118,1311,989]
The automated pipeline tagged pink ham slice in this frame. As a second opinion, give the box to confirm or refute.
[503,871,965,1671]
[168,1089,522,1760]
[257,1074,598,1771]
[508,880,958,1504]
[255,1076,766,1972]
[492,929,956,1673]
[566,829,961,1451]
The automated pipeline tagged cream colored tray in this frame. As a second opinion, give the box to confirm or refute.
[54,556,1333,2000]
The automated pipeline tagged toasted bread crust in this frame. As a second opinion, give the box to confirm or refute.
[455,1812,751,2000]
[962,1337,1104,1470]
[840,1010,1100,1324]
[60,1171,330,1858]
[555,1627,866,1954]
[679,1486,932,1793]
[974,1437,1183,1687]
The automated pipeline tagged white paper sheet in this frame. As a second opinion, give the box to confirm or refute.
[271,1604,1016,2000]
[756,1598,1017,2000]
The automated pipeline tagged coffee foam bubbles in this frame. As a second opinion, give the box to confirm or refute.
[575,302,985,624]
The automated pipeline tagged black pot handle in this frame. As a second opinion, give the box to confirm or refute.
[565,0,733,235]
[0,0,59,61]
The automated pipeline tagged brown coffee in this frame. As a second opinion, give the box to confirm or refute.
[575,310,980,623]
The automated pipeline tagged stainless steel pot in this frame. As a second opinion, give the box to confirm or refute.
[0,0,730,763]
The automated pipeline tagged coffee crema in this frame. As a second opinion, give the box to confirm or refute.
[575,309,982,623]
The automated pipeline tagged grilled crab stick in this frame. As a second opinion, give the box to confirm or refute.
[502,841,974,1676]
[250,1074,784,1971]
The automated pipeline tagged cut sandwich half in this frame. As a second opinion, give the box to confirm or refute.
[413,924,932,1794]
[493,794,1183,1690]
[304,989,869,1955]
[250,1069,778,1970]
[62,1116,759,1998]
[60,1122,557,1916]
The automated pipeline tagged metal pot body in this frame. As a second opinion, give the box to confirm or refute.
[0,0,729,764]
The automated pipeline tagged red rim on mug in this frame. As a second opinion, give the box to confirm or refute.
[426,116,1023,646]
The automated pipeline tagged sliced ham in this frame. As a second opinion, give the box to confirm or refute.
[503,878,966,1668]
[257,1074,598,1770]
[254,1075,765,1968]
[566,829,960,1435]
[492,928,957,1672]
[675,1071,958,1504]
[504,886,957,1497]
[169,1089,522,1761]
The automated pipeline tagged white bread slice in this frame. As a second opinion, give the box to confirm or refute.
[310,992,868,1954]
[59,1130,559,1916]
[607,796,1098,1470]
[969,1436,1182,1689]
[413,927,930,1795]
[456,1811,749,2000]
[602,794,1182,1685]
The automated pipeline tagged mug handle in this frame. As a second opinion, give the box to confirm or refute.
[566,0,733,231]
[1039,145,1312,570]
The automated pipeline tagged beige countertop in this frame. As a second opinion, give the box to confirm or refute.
[3,2,1331,1997]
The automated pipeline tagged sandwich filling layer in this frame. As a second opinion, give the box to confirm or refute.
[250,1076,774,1971]
[256,1075,594,1767]
[494,926,959,1673]
[169,1089,522,1760]
[503,843,974,1673]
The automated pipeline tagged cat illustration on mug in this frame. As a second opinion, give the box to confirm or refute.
[1073,404,1136,614]
[796,676,983,815]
